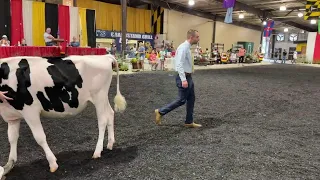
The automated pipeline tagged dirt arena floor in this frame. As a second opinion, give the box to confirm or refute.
[0,64,320,180]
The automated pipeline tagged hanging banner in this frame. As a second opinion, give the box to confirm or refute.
[318,18,320,34]
[304,0,320,20]
[263,20,274,37]
[223,0,235,24]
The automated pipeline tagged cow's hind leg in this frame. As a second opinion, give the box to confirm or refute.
[92,90,115,159]
[0,120,21,179]
[105,101,115,150]
[3,120,21,174]
[23,109,58,173]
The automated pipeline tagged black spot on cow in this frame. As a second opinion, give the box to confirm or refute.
[37,57,83,112]
[0,59,34,110]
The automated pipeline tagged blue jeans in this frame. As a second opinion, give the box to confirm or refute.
[282,56,286,64]
[159,74,195,124]
[46,42,54,46]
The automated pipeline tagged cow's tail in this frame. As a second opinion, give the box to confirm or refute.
[110,55,127,113]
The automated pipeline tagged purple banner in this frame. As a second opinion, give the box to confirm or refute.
[223,0,236,8]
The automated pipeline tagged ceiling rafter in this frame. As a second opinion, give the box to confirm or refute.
[138,0,316,32]
[140,0,262,31]
[211,0,316,31]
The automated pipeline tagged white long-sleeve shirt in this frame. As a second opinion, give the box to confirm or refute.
[174,40,192,81]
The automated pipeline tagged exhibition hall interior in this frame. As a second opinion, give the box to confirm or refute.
[0,0,319,179]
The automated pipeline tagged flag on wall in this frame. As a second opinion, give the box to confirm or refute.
[313,33,320,63]
[151,6,164,34]
[11,0,24,46]
[0,0,11,43]
[304,0,320,20]
[223,0,236,24]
[263,20,274,37]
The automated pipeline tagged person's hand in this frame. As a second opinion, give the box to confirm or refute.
[0,91,13,103]
[182,80,188,88]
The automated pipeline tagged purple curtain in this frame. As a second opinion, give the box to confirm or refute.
[223,0,236,9]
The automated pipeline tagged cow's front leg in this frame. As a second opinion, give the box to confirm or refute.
[23,110,58,173]
[2,120,21,177]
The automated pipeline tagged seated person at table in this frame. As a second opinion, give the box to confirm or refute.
[44,28,55,46]
[69,36,80,47]
[1,35,10,46]
[21,38,27,46]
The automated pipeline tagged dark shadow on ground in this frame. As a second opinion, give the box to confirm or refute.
[6,146,137,180]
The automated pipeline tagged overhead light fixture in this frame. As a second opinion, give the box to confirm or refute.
[298,12,303,17]
[284,28,288,32]
[188,0,195,6]
[280,5,286,11]
[311,19,317,24]
[301,30,305,33]
[263,21,267,25]
[239,13,244,19]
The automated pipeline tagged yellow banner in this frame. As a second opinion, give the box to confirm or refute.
[304,0,320,20]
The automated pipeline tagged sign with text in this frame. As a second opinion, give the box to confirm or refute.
[96,30,154,40]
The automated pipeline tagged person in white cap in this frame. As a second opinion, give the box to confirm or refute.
[0,35,10,46]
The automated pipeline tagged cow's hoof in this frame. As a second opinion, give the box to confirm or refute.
[107,143,113,150]
[0,166,4,179]
[92,152,101,159]
[50,164,58,173]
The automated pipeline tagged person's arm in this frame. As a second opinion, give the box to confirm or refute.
[44,33,54,40]
[48,34,54,39]
[175,48,187,82]
[0,91,13,102]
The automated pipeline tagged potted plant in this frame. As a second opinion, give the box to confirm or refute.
[131,58,139,69]
[245,54,254,63]
[119,62,129,71]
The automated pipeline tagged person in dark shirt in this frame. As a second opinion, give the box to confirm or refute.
[282,49,287,64]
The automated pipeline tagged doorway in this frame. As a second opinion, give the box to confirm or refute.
[288,47,296,60]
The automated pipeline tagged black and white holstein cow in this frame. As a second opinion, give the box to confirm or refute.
[0,54,127,178]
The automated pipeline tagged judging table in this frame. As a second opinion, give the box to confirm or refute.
[0,46,107,58]
[65,47,106,56]
[0,46,61,58]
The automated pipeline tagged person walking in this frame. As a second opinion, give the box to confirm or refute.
[154,29,202,128]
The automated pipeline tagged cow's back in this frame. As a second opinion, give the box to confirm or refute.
[0,56,113,120]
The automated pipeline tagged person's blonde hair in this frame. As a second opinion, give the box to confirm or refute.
[187,29,198,39]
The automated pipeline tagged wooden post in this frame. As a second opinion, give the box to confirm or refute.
[121,0,127,59]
